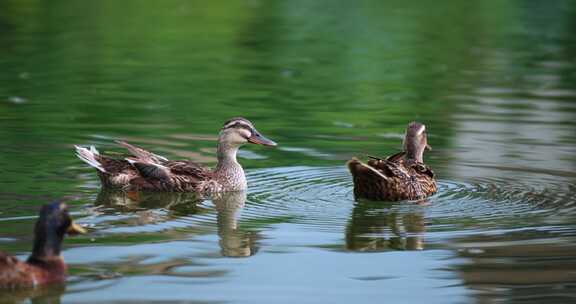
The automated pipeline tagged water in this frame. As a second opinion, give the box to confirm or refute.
[1,0,576,303]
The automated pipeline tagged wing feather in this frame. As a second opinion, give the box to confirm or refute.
[116,140,168,164]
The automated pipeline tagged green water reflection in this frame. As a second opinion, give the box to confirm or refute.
[1,0,576,303]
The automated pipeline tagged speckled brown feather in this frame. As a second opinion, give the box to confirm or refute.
[0,251,68,290]
[348,155,437,201]
[115,140,168,164]
[348,121,436,201]
[87,143,214,192]
[128,160,214,192]
[0,253,34,288]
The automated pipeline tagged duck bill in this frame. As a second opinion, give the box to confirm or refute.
[248,131,277,147]
[425,144,432,151]
[67,221,87,235]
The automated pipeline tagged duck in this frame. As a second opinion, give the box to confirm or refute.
[347,121,437,201]
[0,202,86,289]
[75,117,277,193]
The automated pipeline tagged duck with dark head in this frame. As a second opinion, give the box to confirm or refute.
[75,117,277,193]
[347,121,437,201]
[0,202,86,289]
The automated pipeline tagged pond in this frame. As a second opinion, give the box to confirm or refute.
[1,0,575,303]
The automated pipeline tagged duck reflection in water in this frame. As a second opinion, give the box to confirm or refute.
[346,200,426,251]
[94,190,258,257]
[0,283,65,304]
[212,191,259,257]
[94,190,208,223]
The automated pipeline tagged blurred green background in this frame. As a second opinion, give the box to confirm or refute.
[1,0,575,303]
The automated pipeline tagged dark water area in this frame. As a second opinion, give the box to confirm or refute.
[1,0,576,303]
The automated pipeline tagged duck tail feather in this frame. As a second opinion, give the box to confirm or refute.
[75,145,106,173]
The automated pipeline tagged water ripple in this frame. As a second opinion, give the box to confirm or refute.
[78,165,575,255]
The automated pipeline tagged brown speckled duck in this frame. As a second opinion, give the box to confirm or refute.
[0,202,86,289]
[347,122,437,201]
[75,117,277,193]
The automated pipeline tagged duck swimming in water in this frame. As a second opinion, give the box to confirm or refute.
[0,202,86,289]
[75,117,277,193]
[347,122,437,201]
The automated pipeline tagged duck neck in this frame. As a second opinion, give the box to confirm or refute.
[215,143,246,190]
[30,228,63,260]
[405,142,424,163]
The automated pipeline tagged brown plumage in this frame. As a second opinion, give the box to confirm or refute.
[0,202,86,289]
[85,146,213,192]
[75,117,277,193]
[347,122,437,201]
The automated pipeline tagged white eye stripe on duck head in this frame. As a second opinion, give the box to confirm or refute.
[223,120,255,137]
[227,122,253,132]
[223,118,254,130]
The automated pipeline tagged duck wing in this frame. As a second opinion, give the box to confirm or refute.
[348,158,393,182]
[412,162,435,179]
[115,140,168,164]
[126,159,171,180]
[385,151,406,162]
[77,142,213,191]
[363,151,406,176]
[366,158,402,179]
[349,151,406,181]
[125,159,213,192]
[167,160,211,179]
[128,160,211,182]
[0,253,33,288]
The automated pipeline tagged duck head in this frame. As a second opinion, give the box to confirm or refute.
[402,122,431,163]
[218,117,277,148]
[30,202,85,259]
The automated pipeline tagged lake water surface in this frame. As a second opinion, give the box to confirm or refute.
[1,1,576,303]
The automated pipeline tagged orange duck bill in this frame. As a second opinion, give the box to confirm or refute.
[67,221,87,235]
[247,130,277,147]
